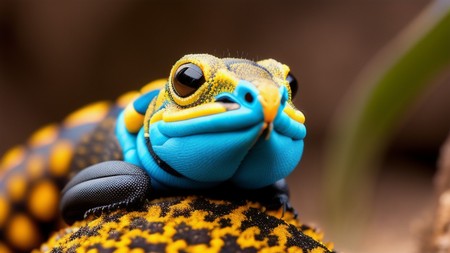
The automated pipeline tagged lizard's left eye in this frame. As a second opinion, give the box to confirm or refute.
[173,63,205,97]
[286,72,298,99]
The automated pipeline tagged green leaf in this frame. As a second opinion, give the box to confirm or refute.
[323,0,450,245]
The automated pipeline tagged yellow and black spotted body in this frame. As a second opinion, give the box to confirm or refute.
[0,54,334,253]
[40,196,334,253]
[0,101,127,253]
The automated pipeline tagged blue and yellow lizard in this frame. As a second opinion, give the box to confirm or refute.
[0,54,333,253]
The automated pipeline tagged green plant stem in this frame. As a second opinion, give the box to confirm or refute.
[323,0,450,246]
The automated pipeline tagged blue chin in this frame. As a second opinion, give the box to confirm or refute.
[137,121,263,189]
[135,105,306,190]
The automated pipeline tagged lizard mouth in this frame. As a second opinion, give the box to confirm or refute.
[150,94,304,141]
[215,96,241,110]
[150,100,263,138]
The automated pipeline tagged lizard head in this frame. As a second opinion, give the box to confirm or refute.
[136,54,306,189]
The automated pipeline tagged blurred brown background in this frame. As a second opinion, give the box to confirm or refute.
[0,1,449,252]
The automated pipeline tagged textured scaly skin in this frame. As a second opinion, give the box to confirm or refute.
[40,196,335,253]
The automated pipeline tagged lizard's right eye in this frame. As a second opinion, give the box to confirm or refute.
[173,63,205,97]
[286,72,298,99]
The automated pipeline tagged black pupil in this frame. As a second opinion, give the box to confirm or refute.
[286,73,298,99]
[175,63,205,89]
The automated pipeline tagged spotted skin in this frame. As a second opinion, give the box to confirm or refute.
[0,102,125,253]
[39,196,335,253]
[0,54,333,253]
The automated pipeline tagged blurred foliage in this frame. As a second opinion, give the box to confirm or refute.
[323,0,450,244]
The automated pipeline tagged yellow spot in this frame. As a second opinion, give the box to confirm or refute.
[63,101,110,128]
[163,103,227,122]
[124,103,145,133]
[6,173,27,202]
[166,239,187,253]
[284,105,305,124]
[140,79,167,93]
[26,155,45,179]
[272,225,289,246]
[28,124,59,147]
[210,238,224,251]
[114,248,129,253]
[6,214,40,251]
[28,180,59,221]
[49,140,73,177]
[287,246,304,253]
[0,242,12,253]
[0,195,9,227]
[237,226,266,249]
[116,91,140,108]
[187,245,209,252]
[130,249,145,253]
[310,248,326,253]
[0,145,25,171]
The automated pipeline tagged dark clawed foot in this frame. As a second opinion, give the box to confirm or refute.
[60,161,151,224]
[258,179,298,218]
[266,192,297,218]
[83,197,141,219]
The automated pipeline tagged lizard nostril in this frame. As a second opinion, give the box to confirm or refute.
[244,92,254,103]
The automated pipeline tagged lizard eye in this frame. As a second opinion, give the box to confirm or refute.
[173,63,206,97]
[286,72,298,99]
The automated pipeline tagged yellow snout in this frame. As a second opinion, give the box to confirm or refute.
[258,85,281,123]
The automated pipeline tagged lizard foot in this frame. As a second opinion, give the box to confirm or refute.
[60,161,151,224]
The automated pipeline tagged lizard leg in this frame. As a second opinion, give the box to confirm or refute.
[60,160,151,224]
[252,179,297,218]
